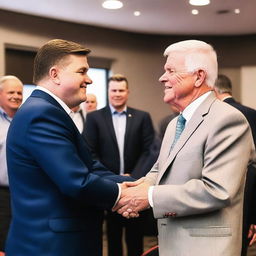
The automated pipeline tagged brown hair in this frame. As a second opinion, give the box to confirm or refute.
[33,39,91,84]
[108,74,129,88]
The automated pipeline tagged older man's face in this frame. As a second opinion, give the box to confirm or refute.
[85,94,97,112]
[159,52,196,111]
[0,79,23,113]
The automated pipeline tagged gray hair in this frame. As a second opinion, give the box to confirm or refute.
[0,75,23,90]
[164,40,218,88]
[214,74,232,94]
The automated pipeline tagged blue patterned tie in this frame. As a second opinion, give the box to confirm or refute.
[170,114,186,151]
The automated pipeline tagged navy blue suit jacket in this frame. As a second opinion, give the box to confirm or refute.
[224,97,256,255]
[83,106,154,178]
[224,97,256,145]
[6,90,130,256]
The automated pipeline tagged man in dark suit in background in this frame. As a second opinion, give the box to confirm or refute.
[83,74,155,256]
[6,39,132,256]
[214,74,256,256]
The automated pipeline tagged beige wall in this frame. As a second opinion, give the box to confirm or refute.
[241,66,256,109]
[218,68,241,101]
[1,10,256,129]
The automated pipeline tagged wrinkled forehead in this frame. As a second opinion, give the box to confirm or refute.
[165,52,186,69]
[1,79,23,91]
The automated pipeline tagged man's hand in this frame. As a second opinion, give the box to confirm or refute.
[113,181,150,218]
[248,224,256,246]
[122,177,146,187]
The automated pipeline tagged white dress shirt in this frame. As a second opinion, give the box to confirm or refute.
[110,104,127,175]
[70,108,85,133]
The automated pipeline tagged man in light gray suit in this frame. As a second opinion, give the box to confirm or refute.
[114,40,256,256]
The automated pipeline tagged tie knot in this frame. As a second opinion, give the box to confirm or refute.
[177,114,186,126]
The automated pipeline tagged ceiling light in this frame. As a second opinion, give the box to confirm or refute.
[102,0,123,10]
[134,11,141,16]
[234,8,240,14]
[189,0,210,6]
[191,9,199,15]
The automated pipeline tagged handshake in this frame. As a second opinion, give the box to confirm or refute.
[112,178,151,218]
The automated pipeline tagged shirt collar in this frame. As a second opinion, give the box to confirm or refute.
[182,91,212,123]
[36,86,72,115]
[109,104,127,115]
[0,106,12,122]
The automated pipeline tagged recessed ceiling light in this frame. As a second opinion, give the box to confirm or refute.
[134,11,141,16]
[102,0,123,10]
[191,9,199,15]
[189,0,210,6]
[234,8,240,14]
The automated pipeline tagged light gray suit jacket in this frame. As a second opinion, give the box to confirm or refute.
[145,92,255,256]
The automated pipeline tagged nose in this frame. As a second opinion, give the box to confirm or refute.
[115,91,122,97]
[85,74,93,85]
[159,72,166,83]
[13,92,22,99]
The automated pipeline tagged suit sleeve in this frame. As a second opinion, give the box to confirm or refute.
[26,108,119,209]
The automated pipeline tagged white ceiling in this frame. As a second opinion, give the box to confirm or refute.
[0,0,255,35]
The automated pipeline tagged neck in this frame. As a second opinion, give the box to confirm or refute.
[179,86,212,111]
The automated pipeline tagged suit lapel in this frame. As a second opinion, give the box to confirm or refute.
[156,92,217,184]
[124,107,133,147]
[103,107,119,146]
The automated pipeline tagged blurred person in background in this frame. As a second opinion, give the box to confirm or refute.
[0,75,23,253]
[214,74,256,256]
[83,74,154,256]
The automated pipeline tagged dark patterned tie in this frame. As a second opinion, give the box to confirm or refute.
[170,114,186,152]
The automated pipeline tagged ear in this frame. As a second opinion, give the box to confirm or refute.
[194,69,206,87]
[49,66,61,85]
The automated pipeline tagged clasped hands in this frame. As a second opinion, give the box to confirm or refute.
[113,178,150,218]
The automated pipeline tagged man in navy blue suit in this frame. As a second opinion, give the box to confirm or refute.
[5,39,131,256]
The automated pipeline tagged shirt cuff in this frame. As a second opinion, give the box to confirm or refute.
[112,183,121,208]
[148,186,154,207]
